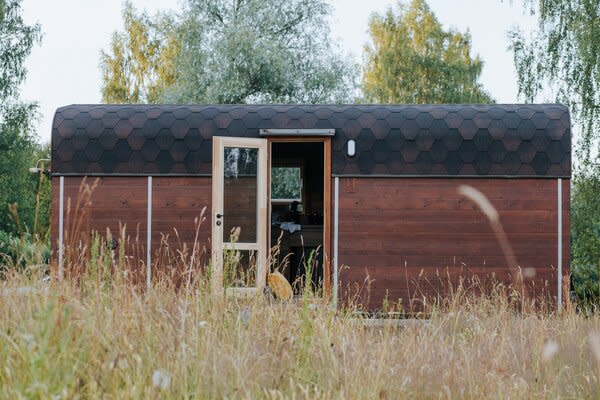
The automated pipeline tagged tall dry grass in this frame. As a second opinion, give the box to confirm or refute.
[0,268,599,399]
[0,180,584,398]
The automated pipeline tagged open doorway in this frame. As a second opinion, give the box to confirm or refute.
[269,141,327,294]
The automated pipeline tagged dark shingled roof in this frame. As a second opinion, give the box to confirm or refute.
[51,104,571,177]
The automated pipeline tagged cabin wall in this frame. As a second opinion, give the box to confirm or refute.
[336,177,570,311]
[151,177,212,273]
[51,176,212,279]
[51,176,148,247]
[51,174,571,307]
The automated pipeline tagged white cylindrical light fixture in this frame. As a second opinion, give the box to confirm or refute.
[347,139,356,157]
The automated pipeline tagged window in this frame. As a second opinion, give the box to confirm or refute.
[271,167,302,202]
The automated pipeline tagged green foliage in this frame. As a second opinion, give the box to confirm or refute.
[0,151,50,271]
[0,230,10,260]
[301,247,320,298]
[0,105,35,231]
[0,0,41,100]
[84,231,121,290]
[571,166,600,302]
[100,1,180,103]
[509,0,600,160]
[101,0,357,105]
[271,167,302,200]
[31,144,52,237]
[511,1,600,301]
[362,0,493,104]
[0,0,47,244]
[0,230,50,275]
[0,105,50,242]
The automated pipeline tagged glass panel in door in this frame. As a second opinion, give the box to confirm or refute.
[223,147,258,243]
[211,137,267,296]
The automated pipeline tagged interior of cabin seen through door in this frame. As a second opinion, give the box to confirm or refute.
[211,137,331,297]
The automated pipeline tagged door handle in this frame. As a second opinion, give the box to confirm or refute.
[216,213,223,219]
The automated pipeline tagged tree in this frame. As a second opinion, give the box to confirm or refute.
[100,2,180,104]
[101,0,357,105]
[0,0,45,238]
[509,0,600,161]
[570,165,600,302]
[509,1,600,302]
[362,0,493,104]
[0,103,37,232]
[0,0,39,101]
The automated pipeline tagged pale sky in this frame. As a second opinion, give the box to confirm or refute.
[20,0,537,144]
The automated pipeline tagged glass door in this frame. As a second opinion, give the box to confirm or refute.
[211,137,268,297]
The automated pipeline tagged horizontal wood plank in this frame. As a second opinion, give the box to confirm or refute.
[337,177,570,311]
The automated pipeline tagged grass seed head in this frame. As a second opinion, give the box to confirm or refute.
[589,333,600,362]
[152,369,171,390]
[542,340,559,362]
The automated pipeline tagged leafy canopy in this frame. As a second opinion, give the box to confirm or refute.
[271,167,302,201]
[100,2,180,104]
[0,0,48,239]
[509,0,600,160]
[570,166,600,301]
[509,1,600,300]
[362,0,493,104]
[101,0,357,104]
[0,0,39,100]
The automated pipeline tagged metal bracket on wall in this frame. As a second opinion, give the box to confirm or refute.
[259,129,335,137]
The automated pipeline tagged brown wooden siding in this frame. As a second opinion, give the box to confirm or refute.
[51,175,570,306]
[151,177,212,276]
[337,178,570,311]
[49,177,146,240]
[50,177,148,276]
[51,176,212,280]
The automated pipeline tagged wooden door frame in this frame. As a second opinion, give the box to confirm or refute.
[267,137,332,297]
[211,136,268,297]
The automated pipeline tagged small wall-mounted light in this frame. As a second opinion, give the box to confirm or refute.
[347,139,356,157]
[29,158,51,175]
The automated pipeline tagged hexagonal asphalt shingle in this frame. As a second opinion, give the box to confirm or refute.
[52,104,571,177]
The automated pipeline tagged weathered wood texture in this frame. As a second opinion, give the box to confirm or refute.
[51,175,570,308]
[337,178,570,311]
[54,177,148,241]
[151,177,212,277]
[49,177,147,279]
[51,177,212,279]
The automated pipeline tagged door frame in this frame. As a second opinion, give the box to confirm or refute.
[211,136,268,297]
[267,137,332,297]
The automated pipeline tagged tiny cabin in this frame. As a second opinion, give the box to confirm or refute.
[51,104,571,310]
